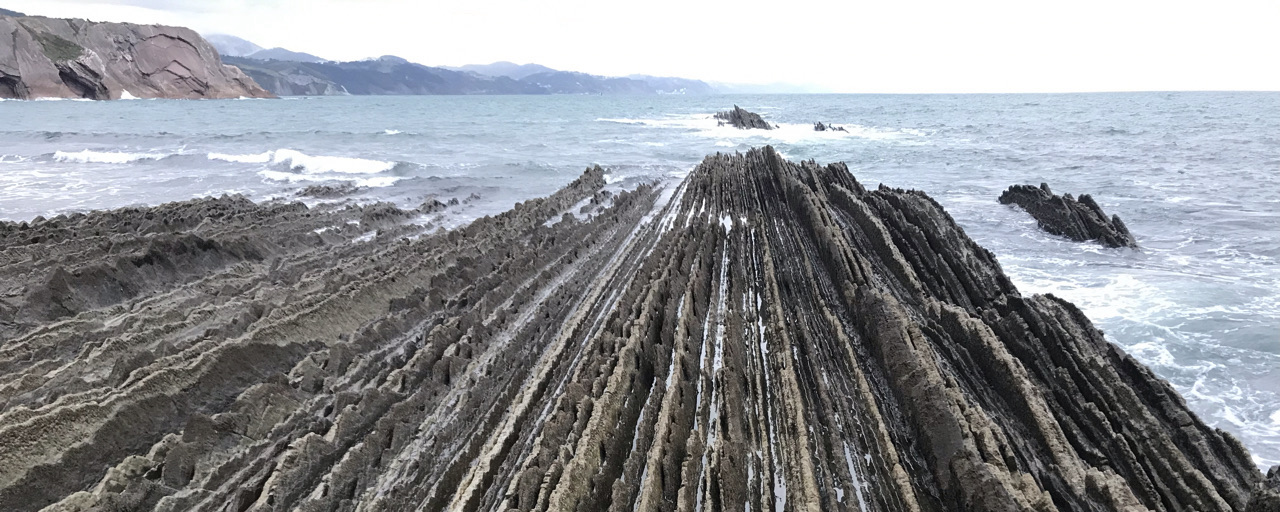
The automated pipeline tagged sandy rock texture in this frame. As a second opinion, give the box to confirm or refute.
[0,149,1268,511]
[0,13,271,99]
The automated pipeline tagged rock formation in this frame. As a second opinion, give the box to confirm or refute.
[715,105,774,129]
[1000,183,1139,248]
[814,121,848,132]
[0,148,1268,511]
[1249,469,1280,512]
[0,13,272,100]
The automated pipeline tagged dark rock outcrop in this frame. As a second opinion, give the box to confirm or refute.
[0,14,272,100]
[1249,468,1280,512]
[814,121,848,132]
[295,183,364,198]
[1000,183,1139,248]
[715,105,774,129]
[0,148,1268,511]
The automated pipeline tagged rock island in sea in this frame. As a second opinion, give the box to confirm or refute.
[0,147,1274,511]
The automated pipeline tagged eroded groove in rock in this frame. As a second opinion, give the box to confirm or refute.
[0,150,1267,511]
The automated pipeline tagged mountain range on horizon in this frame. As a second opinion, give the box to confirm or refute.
[205,33,818,96]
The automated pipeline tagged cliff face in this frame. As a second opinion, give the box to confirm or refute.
[0,14,272,100]
[0,148,1268,511]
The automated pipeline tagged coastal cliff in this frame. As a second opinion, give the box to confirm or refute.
[0,147,1268,511]
[0,13,271,100]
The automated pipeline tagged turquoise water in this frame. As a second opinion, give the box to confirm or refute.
[2,92,1278,466]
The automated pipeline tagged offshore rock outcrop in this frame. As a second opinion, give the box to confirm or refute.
[814,121,848,132]
[0,13,271,99]
[715,105,774,129]
[1000,183,1138,248]
[0,148,1267,511]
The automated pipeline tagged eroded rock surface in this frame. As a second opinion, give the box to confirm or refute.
[0,149,1267,511]
[0,14,271,99]
[1000,183,1138,248]
[715,105,774,130]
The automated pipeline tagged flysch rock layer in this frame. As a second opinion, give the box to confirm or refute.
[999,183,1139,249]
[0,147,1270,511]
[714,105,774,130]
[0,13,271,99]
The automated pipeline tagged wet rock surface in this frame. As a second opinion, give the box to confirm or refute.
[0,148,1267,511]
[1000,183,1138,248]
[715,105,774,130]
[0,14,271,99]
[814,121,847,132]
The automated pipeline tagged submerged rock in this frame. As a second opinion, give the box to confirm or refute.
[0,148,1266,511]
[0,14,272,99]
[295,183,364,198]
[714,105,774,129]
[1000,182,1139,248]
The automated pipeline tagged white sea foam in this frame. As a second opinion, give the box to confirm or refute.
[53,150,168,164]
[597,113,929,145]
[257,169,402,188]
[383,129,403,135]
[119,90,139,100]
[273,149,394,174]
[210,149,395,174]
[208,151,273,164]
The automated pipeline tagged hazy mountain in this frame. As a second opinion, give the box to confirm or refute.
[248,47,328,63]
[626,74,716,94]
[203,34,264,57]
[0,8,25,16]
[446,61,558,80]
[224,56,543,96]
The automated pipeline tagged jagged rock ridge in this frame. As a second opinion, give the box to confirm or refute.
[0,148,1268,511]
[715,105,774,129]
[0,14,271,99]
[1000,183,1139,248]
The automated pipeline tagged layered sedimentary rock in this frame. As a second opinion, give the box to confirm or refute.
[0,148,1266,511]
[1000,183,1138,248]
[0,13,271,99]
[715,105,774,129]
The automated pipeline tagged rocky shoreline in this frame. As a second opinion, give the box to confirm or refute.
[0,148,1272,511]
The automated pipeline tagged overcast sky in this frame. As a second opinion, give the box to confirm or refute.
[11,0,1280,93]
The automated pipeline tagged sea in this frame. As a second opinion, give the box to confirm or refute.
[2,92,1278,468]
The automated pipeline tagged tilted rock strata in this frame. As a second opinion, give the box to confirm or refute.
[715,105,774,130]
[0,14,271,99]
[0,149,1267,511]
[1000,183,1139,248]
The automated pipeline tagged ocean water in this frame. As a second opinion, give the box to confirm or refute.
[2,92,1278,468]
